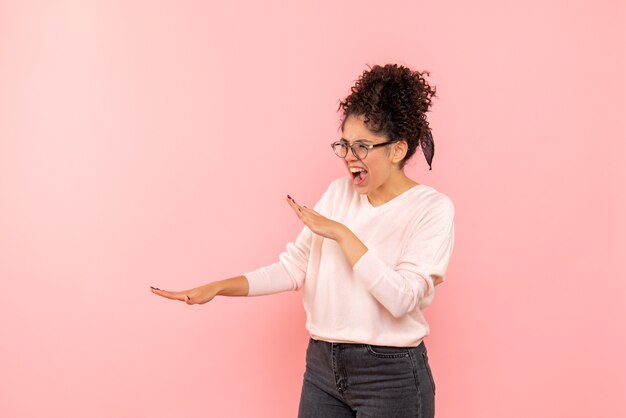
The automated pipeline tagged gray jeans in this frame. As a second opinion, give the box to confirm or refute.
[297,337,436,418]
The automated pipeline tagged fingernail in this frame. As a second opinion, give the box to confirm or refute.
[287,195,292,200]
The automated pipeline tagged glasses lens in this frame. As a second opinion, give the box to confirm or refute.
[354,143,368,160]
[333,142,348,158]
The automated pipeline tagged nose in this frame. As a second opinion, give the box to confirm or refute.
[344,147,359,163]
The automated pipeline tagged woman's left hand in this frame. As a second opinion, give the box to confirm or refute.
[287,195,347,241]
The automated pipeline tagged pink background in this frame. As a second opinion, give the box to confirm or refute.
[1,1,624,417]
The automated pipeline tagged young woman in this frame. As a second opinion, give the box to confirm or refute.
[151,63,455,418]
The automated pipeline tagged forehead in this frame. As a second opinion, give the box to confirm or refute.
[341,114,386,143]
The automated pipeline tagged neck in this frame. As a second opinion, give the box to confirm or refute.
[367,170,418,207]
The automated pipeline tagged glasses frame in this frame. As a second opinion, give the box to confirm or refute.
[330,139,399,160]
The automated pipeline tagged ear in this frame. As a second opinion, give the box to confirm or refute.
[391,140,408,164]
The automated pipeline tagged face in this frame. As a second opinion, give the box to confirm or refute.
[340,114,406,194]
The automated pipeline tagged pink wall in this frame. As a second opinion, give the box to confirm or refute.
[1,1,624,417]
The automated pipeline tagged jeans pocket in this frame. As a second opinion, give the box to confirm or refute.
[365,344,410,359]
[421,351,436,395]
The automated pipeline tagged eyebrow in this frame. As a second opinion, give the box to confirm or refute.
[340,138,372,144]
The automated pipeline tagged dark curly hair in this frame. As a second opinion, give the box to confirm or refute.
[337,63,437,170]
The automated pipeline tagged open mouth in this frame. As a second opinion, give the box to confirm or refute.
[350,168,368,185]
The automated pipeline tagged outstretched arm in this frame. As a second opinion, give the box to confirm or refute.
[150,275,249,305]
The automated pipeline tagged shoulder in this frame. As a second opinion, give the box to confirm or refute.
[429,188,455,216]
[313,175,354,211]
[408,185,455,229]
[414,184,454,213]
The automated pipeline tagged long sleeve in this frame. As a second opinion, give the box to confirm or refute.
[243,225,313,296]
[243,189,329,297]
[352,197,455,318]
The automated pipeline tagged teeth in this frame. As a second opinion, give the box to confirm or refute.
[349,167,366,173]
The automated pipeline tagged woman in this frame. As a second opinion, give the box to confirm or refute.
[151,63,455,418]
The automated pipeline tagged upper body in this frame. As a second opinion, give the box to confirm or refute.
[150,64,455,346]
[243,174,454,347]
[243,64,453,347]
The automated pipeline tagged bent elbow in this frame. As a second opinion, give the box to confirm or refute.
[281,264,306,291]
[293,275,305,291]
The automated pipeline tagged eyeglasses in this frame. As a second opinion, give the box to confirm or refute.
[330,139,399,160]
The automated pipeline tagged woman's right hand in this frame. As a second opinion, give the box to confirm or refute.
[150,283,219,305]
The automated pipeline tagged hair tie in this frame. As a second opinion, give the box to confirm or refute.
[421,128,434,170]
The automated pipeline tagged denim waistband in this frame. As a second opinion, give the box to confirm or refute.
[309,336,425,350]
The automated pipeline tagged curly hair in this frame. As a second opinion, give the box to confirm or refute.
[337,63,437,170]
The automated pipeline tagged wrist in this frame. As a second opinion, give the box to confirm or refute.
[335,224,351,243]
[209,281,225,296]
[214,276,249,297]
